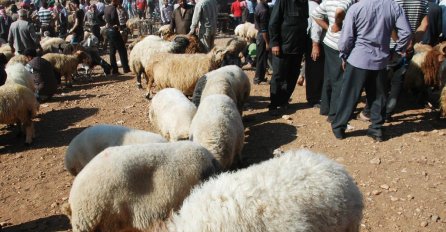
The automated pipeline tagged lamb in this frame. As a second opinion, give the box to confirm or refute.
[129,35,201,89]
[143,38,247,98]
[162,149,364,232]
[5,63,35,92]
[66,141,221,232]
[189,94,244,169]
[197,65,250,114]
[149,88,197,141]
[64,124,168,176]
[42,51,92,87]
[234,22,257,41]
[40,37,67,54]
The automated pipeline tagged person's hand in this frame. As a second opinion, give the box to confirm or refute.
[272,46,280,56]
[265,42,270,51]
[311,43,320,61]
[331,24,341,33]
[341,59,346,71]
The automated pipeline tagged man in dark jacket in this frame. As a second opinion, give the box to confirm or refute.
[104,0,130,74]
[268,0,308,116]
[253,0,269,85]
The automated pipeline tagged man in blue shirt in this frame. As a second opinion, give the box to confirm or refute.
[331,0,411,141]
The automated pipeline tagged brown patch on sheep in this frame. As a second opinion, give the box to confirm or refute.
[6,55,28,67]
[441,86,446,117]
[421,49,444,88]
[414,43,432,54]
[433,41,446,55]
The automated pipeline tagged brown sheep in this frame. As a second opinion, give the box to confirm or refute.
[42,51,92,87]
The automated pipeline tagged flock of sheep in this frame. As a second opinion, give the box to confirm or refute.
[56,23,364,231]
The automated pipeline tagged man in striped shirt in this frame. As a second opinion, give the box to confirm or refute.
[311,0,354,122]
[384,0,428,121]
[38,1,55,36]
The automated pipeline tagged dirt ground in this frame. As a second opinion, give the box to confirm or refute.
[1,36,446,232]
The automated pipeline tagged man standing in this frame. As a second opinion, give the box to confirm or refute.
[170,0,194,34]
[253,0,269,85]
[68,0,85,44]
[268,0,308,116]
[331,0,411,141]
[311,0,354,121]
[38,1,55,36]
[104,0,131,74]
[8,9,41,55]
[188,0,218,52]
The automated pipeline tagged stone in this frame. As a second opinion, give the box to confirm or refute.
[372,190,382,195]
[282,115,292,120]
[390,196,399,202]
[370,158,381,165]
[407,194,414,200]
[420,221,428,227]
[431,215,440,222]
[380,184,390,190]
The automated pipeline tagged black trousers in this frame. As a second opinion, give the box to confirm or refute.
[270,52,303,109]
[320,44,344,119]
[304,37,325,105]
[422,2,443,46]
[254,32,268,82]
[106,28,129,72]
[332,63,387,136]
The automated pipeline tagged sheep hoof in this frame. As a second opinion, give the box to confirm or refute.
[144,92,152,99]
[136,83,143,89]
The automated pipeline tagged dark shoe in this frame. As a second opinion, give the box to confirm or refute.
[366,130,384,142]
[123,67,131,73]
[253,78,268,85]
[111,70,122,75]
[280,103,289,110]
[385,114,393,123]
[332,129,345,140]
[268,108,282,116]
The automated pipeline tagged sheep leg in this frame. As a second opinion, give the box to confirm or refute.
[24,122,34,145]
[145,72,155,99]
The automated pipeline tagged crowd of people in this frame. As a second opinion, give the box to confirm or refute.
[1,0,446,143]
[252,0,446,141]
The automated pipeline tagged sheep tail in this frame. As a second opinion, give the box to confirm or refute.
[421,49,442,88]
[441,86,446,117]
[61,202,72,219]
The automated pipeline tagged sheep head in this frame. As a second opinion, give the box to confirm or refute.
[208,46,229,70]
[74,50,92,67]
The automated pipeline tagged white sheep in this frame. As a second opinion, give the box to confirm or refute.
[163,149,364,232]
[199,65,250,114]
[129,35,201,89]
[66,141,220,232]
[234,22,257,41]
[5,63,35,92]
[0,44,13,61]
[64,124,168,176]
[6,54,28,68]
[149,88,197,141]
[189,94,244,169]
[0,83,39,144]
[40,37,67,54]
[143,38,247,98]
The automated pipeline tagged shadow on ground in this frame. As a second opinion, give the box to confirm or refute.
[0,107,97,154]
[240,122,297,168]
[2,215,71,232]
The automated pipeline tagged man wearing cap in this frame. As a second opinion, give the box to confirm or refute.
[8,9,41,55]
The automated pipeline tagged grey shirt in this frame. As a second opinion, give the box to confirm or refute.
[339,0,412,70]
[189,0,218,36]
[8,19,40,53]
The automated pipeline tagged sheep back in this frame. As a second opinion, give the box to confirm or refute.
[64,124,167,176]
[41,37,67,54]
[149,88,197,141]
[6,55,28,68]
[200,65,250,114]
[189,94,244,169]
[146,52,215,96]
[169,149,364,232]
[68,141,220,232]
[42,53,78,77]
